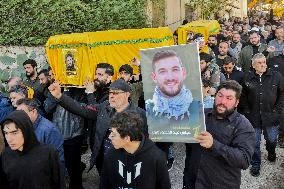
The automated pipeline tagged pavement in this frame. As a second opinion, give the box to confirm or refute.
[81,142,284,189]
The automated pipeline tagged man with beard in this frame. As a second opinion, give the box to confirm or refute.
[229,32,244,62]
[84,63,114,104]
[222,56,244,84]
[183,80,255,189]
[84,63,114,155]
[238,31,268,73]
[119,62,143,107]
[146,50,201,170]
[38,69,54,120]
[146,50,200,127]
[23,59,45,103]
[199,52,221,95]
[267,27,284,57]
[239,53,284,177]
[216,41,231,67]
[208,35,219,56]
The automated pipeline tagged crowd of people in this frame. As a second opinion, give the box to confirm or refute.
[0,12,284,189]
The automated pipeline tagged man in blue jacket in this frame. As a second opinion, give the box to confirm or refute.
[15,98,65,182]
[0,92,13,123]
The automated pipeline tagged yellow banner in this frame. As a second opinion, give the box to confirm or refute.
[46,28,174,86]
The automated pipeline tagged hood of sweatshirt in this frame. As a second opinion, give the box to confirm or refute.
[1,110,39,154]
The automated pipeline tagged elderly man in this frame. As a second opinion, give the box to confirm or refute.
[48,79,148,175]
[240,53,284,177]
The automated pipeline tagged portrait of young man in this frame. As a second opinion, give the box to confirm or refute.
[140,45,205,142]
[64,50,77,76]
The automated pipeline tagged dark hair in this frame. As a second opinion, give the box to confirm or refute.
[248,30,260,36]
[152,50,183,70]
[1,110,39,153]
[199,52,212,63]
[182,19,188,25]
[23,59,37,68]
[65,52,74,63]
[193,33,204,40]
[16,98,41,112]
[110,111,144,141]
[217,80,242,99]
[96,63,114,76]
[38,69,49,77]
[119,64,133,76]
[202,79,211,88]
[223,56,236,65]
[219,41,230,48]
[208,35,217,39]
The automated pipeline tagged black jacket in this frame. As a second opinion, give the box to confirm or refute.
[86,84,110,151]
[100,137,171,189]
[58,94,148,170]
[0,111,61,189]
[240,70,284,128]
[192,109,255,189]
[222,68,244,84]
[267,55,284,78]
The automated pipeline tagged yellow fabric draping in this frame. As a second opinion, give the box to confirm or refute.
[46,27,174,86]
[177,20,221,45]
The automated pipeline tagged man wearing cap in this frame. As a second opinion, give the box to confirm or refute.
[48,79,148,174]
[119,63,143,107]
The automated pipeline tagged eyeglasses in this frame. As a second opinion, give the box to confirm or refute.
[109,91,125,95]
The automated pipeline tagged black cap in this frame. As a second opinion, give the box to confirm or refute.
[119,64,133,75]
[109,79,130,92]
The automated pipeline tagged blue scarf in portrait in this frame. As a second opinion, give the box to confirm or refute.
[151,86,193,120]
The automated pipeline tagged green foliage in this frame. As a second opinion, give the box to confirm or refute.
[187,0,235,19]
[0,0,149,46]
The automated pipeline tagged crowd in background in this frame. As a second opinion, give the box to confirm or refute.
[0,12,284,189]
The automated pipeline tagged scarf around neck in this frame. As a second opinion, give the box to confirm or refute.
[151,86,193,120]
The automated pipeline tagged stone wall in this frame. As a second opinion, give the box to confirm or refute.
[0,46,48,82]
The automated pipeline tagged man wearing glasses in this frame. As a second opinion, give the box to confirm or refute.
[48,79,148,174]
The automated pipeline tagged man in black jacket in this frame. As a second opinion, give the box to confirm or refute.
[267,49,284,147]
[222,56,244,84]
[100,111,170,189]
[240,53,284,177]
[183,80,255,189]
[48,79,148,174]
[84,63,114,152]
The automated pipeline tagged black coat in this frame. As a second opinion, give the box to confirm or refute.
[58,94,148,170]
[240,70,284,128]
[186,109,255,189]
[85,84,110,151]
[222,68,244,84]
[267,55,284,78]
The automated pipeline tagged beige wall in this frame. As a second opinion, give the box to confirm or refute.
[165,0,184,31]
[228,0,248,18]
[147,0,248,31]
